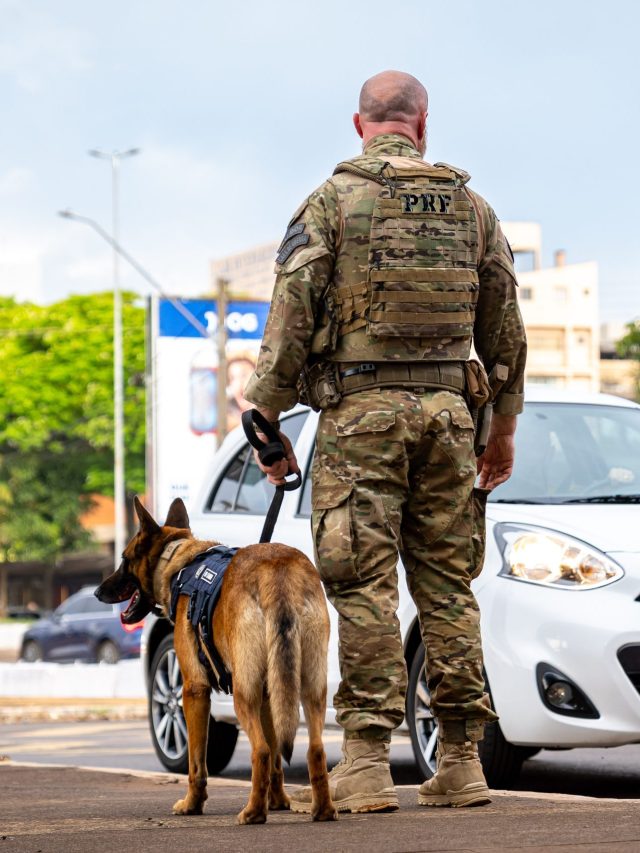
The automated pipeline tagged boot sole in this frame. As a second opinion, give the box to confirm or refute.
[291,790,399,815]
[419,782,491,808]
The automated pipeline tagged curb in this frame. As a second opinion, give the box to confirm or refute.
[3,760,639,805]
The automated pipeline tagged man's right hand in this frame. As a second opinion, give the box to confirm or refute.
[477,413,517,490]
[253,431,300,487]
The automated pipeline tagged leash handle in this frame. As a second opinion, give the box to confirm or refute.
[242,409,285,467]
[241,409,302,491]
[242,409,302,542]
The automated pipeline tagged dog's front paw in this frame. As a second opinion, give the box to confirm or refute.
[237,806,267,825]
[172,797,204,815]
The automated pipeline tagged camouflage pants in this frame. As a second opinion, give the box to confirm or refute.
[312,388,498,740]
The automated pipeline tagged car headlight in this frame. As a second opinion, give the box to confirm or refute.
[495,524,624,590]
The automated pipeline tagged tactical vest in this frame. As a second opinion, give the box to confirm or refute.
[168,545,238,693]
[328,155,480,363]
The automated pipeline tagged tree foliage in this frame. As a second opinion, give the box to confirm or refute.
[616,320,640,401]
[0,292,145,561]
[617,320,640,361]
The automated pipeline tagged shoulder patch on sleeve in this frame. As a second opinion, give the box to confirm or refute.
[276,223,310,264]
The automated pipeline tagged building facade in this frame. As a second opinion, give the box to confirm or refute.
[502,223,600,392]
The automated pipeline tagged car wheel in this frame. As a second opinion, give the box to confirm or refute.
[149,634,238,775]
[406,644,529,787]
[406,644,438,778]
[21,640,43,663]
[96,640,120,664]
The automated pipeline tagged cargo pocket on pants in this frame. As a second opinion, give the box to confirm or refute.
[311,482,358,585]
[471,486,490,579]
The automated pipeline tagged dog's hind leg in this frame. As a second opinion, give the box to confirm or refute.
[234,688,271,825]
[300,687,337,822]
[260,698,290,811]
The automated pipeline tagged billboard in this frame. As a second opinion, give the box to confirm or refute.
[148,296,268,521]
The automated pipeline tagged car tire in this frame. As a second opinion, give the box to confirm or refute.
[149,634,238,775]
[406,643,529,787]
[21,640,43,663]
[96,640,120,664]
[478,716,528,788]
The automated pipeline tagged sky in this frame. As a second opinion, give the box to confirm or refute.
[1,0,639,323]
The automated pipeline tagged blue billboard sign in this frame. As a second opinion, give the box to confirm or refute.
[159,298,269,340]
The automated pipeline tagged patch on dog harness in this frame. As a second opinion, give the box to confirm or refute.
[169,546,239,693]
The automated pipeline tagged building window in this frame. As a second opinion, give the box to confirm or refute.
[527,375,562,386]
[520,287,533,300]
[528,329,565,350]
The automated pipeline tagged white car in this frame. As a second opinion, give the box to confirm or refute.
[141,387,640,786]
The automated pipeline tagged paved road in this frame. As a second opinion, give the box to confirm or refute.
[4,763,640,853]
[2,719,640,798]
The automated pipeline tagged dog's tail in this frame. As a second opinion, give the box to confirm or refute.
[266,602,301,764]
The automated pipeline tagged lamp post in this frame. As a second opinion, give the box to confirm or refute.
[58,209,211,548]
[87,148,139,569]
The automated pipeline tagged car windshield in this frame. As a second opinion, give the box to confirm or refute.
[490,403,640,504]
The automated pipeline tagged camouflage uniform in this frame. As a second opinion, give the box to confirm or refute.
[245,133,527,742]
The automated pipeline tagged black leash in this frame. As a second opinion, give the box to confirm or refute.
[241,410,302,543]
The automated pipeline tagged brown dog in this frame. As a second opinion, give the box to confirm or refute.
[96,496,336,824]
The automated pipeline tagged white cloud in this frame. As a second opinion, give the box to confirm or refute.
[0,2,92,93]
[0,167,37,196]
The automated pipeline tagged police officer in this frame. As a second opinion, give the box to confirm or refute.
[244,70,527,813]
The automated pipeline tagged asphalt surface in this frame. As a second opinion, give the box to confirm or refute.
[2,762,640,853]
[2,718,640,799]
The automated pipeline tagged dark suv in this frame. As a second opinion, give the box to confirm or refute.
[20,586,144,664]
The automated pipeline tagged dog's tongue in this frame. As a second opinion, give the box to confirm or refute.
[121,590,140,622]
[120,590,146,625]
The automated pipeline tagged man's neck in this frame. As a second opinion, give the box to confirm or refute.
[360,121,420,150]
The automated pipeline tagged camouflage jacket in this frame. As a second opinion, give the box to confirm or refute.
[244,134,527,416]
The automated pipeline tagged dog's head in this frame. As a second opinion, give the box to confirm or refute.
[95,496,191,623]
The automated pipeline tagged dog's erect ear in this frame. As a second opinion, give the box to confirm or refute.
[164,498,190,530]
[133,496,161,535]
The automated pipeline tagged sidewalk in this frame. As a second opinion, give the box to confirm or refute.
[2,761,639,853]
[0,696,147,723]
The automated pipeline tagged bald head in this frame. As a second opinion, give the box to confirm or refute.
[359,71,428,123]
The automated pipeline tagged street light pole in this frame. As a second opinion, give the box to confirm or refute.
[88,148,139,569]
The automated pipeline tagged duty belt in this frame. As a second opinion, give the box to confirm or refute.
[338,361,466,395]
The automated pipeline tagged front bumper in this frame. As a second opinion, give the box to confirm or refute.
[480,552,640,747]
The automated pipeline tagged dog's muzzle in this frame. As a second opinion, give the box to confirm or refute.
[95,560,155,625]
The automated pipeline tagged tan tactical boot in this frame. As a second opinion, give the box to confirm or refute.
[418,741,491,808]
[290,737,399,814]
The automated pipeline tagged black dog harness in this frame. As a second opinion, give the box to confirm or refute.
[169,545,238,694]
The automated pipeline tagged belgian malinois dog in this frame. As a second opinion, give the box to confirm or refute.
[96,496,336,825]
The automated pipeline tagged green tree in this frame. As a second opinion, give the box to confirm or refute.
[616,320,640,401]
[0,292,145,561]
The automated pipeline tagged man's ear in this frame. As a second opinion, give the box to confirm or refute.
[353,112,364,138]
[418,110,427,145]
[164,498,190,530]
[134,496,161,535]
